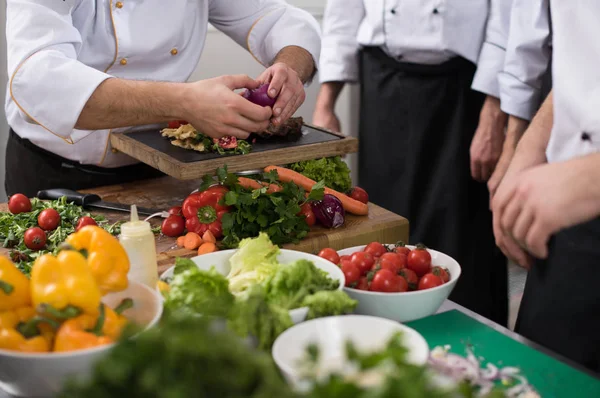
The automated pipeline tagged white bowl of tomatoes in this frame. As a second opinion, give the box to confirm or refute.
[317,243,461,323]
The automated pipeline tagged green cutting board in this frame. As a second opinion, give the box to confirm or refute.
[407,310,600,397]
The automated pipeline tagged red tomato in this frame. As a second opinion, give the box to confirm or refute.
[168,206,183,216]
[378,252,406,274]
[432,266,450,283]
[349,187,369,204]
[161,215,185,237]
[399,268,419,291]
[24,227,46,250]
[356,277,370,291]
[8,194,31,215]
[339,255,351,262]
[168,120,182,129]
[341,262,361,286]
[37,208,60,231]
[318,248,340,265]
[407,245,432,277]
[178,120,189,125]
[299,203,316,227]
[76,216,98,232]
[350,251,375,276]
[393,244,411,257]
[364,242,387,258]
[370,269,407,293]
[418,273,444,290]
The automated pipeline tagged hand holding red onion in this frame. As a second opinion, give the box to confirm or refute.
[242,84,277,108]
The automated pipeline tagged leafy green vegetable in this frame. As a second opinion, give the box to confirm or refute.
[165,266,235,318]
[264,259,340,310]
[59,314,294,398]
[289,156,352,193]
[301,291,358,320]
[173,257,197,275]
[228,285,294,350]
[206,166,324,248]
[0,196,115,275]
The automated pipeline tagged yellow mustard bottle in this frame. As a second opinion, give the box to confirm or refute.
[119,205,158,288]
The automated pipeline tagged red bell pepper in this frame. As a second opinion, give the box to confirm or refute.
[182,186,230,239]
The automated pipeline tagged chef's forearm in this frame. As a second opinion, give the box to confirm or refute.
[75,78,186,130]
[272,45,315,84]
[504,115,529,151]
[315,82,345,111]
[513,91,553,162]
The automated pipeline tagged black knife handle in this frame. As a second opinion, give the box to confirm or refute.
[36,188,101,207]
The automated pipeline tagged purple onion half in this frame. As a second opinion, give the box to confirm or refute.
[310,194,345,229]
[242,83,277,108]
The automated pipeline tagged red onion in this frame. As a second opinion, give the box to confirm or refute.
[242,83,277,107]
[310,194,345,228]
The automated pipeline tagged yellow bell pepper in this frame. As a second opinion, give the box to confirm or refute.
[0,256,31,311]
[0,329,50,353]
[31,251,102,318]
[156,280,170,294]
[0,306,36,330]
[54,304,113,352]
[0,308,59,353]
[65,225,130,293]
[102,298,133,340]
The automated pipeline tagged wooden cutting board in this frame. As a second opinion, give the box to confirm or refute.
[110,123,359,180]
[0,177,409,275]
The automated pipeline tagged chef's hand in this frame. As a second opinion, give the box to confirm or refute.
[258,62,305,127]
[470,96,508,182]
[184,75,272,139]
[492,157,600,260]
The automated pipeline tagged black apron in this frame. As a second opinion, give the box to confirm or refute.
[516,218,600,373]
[358,47,508,326]
[5,129,164,197]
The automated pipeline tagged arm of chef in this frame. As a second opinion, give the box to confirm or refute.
[208,0,321,72]
[6,0,111,143]
[498,0,552,121]
[318,0,365,84]
[471,0,514,98]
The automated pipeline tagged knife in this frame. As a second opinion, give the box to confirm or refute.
[36,188,168,217]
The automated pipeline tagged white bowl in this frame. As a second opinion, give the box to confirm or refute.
[337,245,461,323]
[161,249,345,324]
[272,315,429,390]
[0,280,164,397]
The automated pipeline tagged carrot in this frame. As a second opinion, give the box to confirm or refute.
[176,236,186,247]
[197,242,217,255]
[202,230,217,244]
[264,165,369,216]
[183,232,203,250]
[237,177,282,194]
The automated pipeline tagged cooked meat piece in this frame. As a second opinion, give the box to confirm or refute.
[256,116,304,137]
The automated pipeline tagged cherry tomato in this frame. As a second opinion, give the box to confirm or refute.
[76,216,98,232]
[340,258,352,270]
[418,273,444,290]
[24,227,46,250]
[432,266,450,283]
[168,206,183,216]
[399,268,419,291]
[8,194,31,215]
[364,242,387,258]
[341,262,361,286]
[168,120,182,129]
[318,248,340,265]
[37,208,61,231]
[350,251,375,276]
[349,187,369,204]
[299,203,316,227]
[356,277,370,291]
[377,252,406,274]
[393,243,411,257]
[370,269,407,293]
[407,245,432,277]
[339,255,351,262]
[161,215,185,237]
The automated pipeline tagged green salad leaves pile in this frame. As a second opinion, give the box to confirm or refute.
[289,156,352,193]
[163,233,357,349]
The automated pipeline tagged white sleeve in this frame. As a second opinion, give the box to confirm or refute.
[471,0,514,98]
[208,0,321,74]
[6,0,112,143]
[318,0,365,84]
[499,0,552,121]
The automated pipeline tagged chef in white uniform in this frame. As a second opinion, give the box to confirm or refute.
[488,0,552,201]
[492,0,600,372]
[5,0,320,196]
[312,0,512,325]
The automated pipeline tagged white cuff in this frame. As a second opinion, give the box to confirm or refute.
[498,71,541,121]
[318,39,360,83]
[471,42,506,98]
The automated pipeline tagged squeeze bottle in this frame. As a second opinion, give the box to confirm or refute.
[119,205,158,288]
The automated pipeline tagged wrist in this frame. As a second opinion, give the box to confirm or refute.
[315,82,344,111]
[273,46,315,83]
[173,82,197,121]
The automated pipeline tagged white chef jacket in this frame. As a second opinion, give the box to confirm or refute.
[5,0,321,168]
[545,0,600,163]
[319,0,513,98]
[499,0,552,121]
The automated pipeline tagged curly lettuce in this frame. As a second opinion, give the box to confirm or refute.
[288,156,352,192]
[301,290,358,320]
[227,232,280,294]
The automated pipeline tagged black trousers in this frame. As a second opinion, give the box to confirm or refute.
[516,218,600,373]
[5,129,164,197]
[358,47,508,326]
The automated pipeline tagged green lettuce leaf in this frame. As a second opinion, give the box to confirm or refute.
[288,156,352,193]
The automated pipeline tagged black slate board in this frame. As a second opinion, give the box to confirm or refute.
[125,124,343,163]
